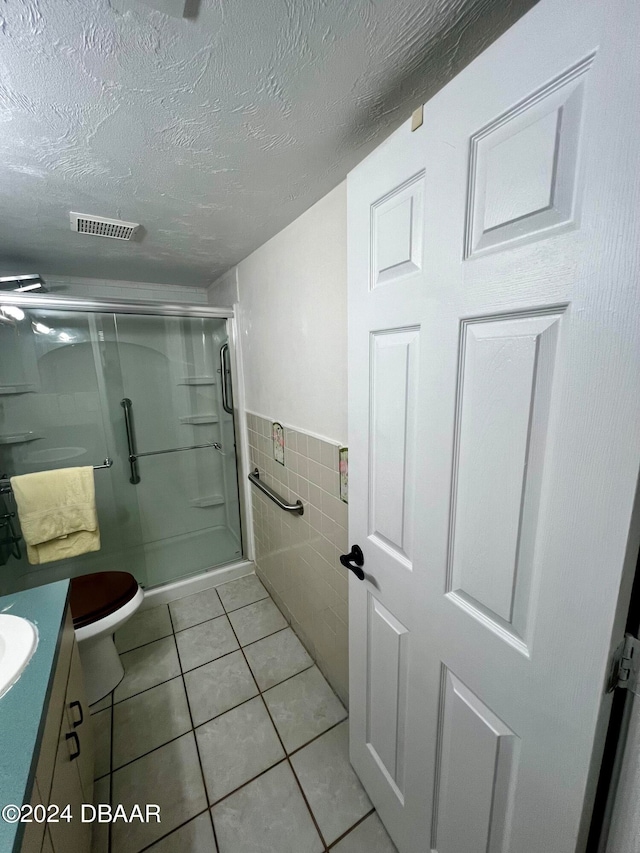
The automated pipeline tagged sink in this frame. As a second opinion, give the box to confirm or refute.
[0,614,38,699]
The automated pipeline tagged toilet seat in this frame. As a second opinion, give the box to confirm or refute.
[70,571,140,630]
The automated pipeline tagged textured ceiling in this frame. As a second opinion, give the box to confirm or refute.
[0,0,536,286]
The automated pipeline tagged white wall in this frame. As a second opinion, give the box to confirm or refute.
[207,267,238,309]
[215,182,347,444]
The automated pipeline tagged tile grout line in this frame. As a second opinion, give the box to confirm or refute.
[287,716,347,759]
[208,756,290,808]
[223,596,331,853]
[111,582,365,853]
[327,807,376,849]
[250,599,366,851]
[168,600,222,853]
[100,660,324,781]
[113,617,292,707]
[107,689,114,853]
[135,805,213,853]
[115,588,270,657]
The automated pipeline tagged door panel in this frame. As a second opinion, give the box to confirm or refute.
[371,173,425,288]
[366,593,410,802]
[348,1,640,851]
[369,328,419,566]
[432,669,518,853]
[464,54,592,259]
[448,309,563,650]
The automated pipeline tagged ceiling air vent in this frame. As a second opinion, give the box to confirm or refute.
[70,212,139,241]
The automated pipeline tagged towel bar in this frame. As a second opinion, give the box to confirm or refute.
[0,458,113,497]
[248,468,304,515]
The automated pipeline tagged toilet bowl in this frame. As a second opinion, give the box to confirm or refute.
[70,571,144,705]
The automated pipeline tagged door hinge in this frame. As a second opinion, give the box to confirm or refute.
[607,634,640,695]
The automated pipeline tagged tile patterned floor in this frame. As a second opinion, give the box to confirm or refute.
[90,574,397,853]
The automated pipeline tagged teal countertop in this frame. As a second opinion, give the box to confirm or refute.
[0,580,70,853]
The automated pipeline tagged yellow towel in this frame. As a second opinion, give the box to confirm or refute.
[10,467,100,565]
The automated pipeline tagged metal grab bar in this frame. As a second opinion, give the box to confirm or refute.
[220,343,233,414]
[248,468,304,515]
[121,398,141,484]
[121,398,221,485]
[133,442,222,460]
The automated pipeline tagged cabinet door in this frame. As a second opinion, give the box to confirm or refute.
[64,642,94,803]
[41,830,54,853]
[19,780,45,853]
[36,608,74,808]
[47,709,91,853]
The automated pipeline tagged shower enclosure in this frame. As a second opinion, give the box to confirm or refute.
[0,297,243,595]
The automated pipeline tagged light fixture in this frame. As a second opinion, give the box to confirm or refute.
[0,305,25,320]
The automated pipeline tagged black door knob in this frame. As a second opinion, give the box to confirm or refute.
[340,545,365,580]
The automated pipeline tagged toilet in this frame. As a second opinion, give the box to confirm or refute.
[70,571,144,705]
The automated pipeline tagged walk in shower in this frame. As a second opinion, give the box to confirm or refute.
[0,297,243,595]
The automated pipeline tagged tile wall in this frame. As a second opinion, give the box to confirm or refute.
[246,414,349,705]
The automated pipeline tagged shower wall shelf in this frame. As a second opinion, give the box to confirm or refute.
[189,495,225,508]
[179,415,219,425]
[0,432,41,445]
[178,376,216,386]
[0,385,36,395]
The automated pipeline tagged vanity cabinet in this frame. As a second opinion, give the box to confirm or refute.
[20,606,93,853]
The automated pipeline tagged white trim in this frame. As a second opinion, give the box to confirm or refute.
[45,275,209,304]
[0,292,234,319]
[245,409,345,448]
[229,308,256,562]
[140,560,255,608]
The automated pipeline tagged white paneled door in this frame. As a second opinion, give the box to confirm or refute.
[346,1,640,852]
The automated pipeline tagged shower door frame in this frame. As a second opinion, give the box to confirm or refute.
[0,292,254,568]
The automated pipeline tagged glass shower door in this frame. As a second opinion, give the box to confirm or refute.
[109,313,243,588]
[0,306,148,593]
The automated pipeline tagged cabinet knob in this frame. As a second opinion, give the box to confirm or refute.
[65,730,81,761]
[69,699,84,728]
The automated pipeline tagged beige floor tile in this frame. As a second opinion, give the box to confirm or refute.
[145,812,217,852]
[89,693,112,715]
[263,665,347,752]
[175,615,239,672]
[115,605,172,653]
[332,813,398,853]
[184,650,258,727]
[112,677,191,769]
[216,574,268,612]
[90,775,110,853]
[244,627,312,691]
[111,733,207,852]
[228,598,287,646]
[114,637,181,703]
[212,762,323,853]
[196,697,284,803]
[169,587,224,632]
[291,721,371,845]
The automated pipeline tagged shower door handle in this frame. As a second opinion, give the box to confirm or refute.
[121,397,220,485]
[220,344,233,414]
[121,398,141,484]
